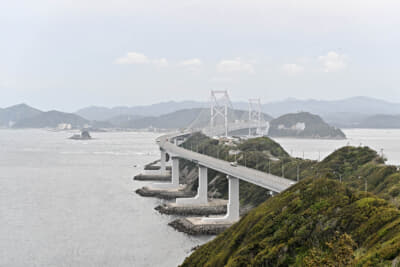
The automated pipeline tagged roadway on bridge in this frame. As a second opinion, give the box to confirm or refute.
[158,133,295,193]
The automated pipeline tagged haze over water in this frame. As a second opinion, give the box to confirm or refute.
[1,129,400,267]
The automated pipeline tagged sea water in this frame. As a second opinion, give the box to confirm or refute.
[1,128,400,267]
[0,130,210,267]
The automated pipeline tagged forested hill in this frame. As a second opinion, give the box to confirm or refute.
[180,140,400,266]
[13,110,89,128]
[1,104,112,129]
[0,103,42,127]
[181,178,400,266]
[268,112,346,139]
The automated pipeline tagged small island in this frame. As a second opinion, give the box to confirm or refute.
[69,130,92,140]
[268,112,346,139]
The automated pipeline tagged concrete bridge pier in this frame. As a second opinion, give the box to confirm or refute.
[151,156,180,189]
[171,157,180,186]
[160,149,167,175]
[176,165,208,205]
[202,175,240,223]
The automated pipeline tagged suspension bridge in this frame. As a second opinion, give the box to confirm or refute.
[186,90,270,137]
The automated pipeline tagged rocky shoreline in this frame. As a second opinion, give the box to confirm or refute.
[135,186,195,200]
[133,173,171,181]
[155,200,227,216]
[169,218,232,235]
[134,155,242,236]
[144,160,171,171]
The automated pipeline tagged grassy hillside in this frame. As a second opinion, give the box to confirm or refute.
[181,178,400,266]
[302,146,400,208]
[179,134,400,266]
[180,133,400,208]
[179,133,290,207]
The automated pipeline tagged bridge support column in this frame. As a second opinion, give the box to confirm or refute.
[225,175,240,221]
[160,149,167,175]
[171,157,180,186]
[202,175,239,223]
[151,157,180,189]
[176,165,208,205]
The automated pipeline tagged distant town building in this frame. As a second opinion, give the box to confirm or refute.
[57,123,72,130]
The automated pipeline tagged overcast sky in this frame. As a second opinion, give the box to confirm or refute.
[1,0,400,111]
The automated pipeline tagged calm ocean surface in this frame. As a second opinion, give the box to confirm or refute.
[0,130,211,267]
[1,128,400,267]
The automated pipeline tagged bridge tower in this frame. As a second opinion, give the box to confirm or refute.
[210,90,232,137]
[248,98,262,136]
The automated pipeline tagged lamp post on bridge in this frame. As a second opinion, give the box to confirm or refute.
[297,163,300,182]
[268,160,271,174]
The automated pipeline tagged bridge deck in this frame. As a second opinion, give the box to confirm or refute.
[158,133,295,193]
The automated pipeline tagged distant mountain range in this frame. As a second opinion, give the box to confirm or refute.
[260,96,400,117]
[76,101,207,121]
[0,104,272,131]
[75,96,400,128]
[0,104,112,129]
[2,96,400,130]
[109,108,273,130]
[358,114,400,129]
[0,104,42,127]
[13,110,89,128]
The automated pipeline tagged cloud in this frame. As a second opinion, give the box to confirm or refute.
[318,51,347,72]
[114,52,149,64]
[153,58,168,67]
[178,58,202,72]
[210,76,234,83]
[114,52,168,67]
[216,58,254,73]
[180,58,202,67]
[282,63,304,74]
